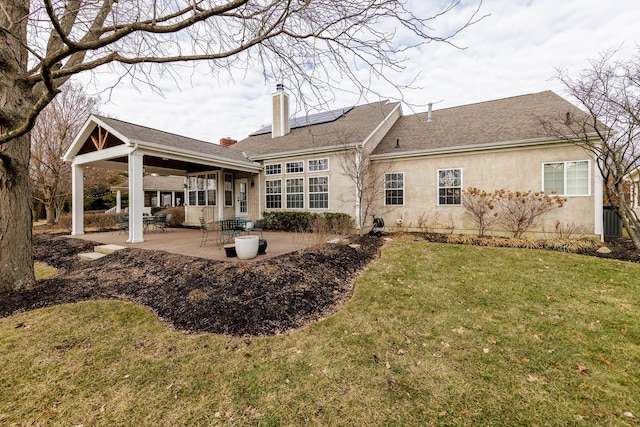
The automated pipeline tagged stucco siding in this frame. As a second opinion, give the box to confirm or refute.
[374,143,598,237]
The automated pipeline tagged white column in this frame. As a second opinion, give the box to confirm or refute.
[156,190,161,207]
[116,190,122,213]
[71,165,85,236]
[218,170,225,220]
[127,153,145,243]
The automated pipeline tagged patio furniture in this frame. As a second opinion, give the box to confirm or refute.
[247,219,264,238]
[199,217,218,246]
[152,214,167,232]
[219,218,243,246]
[114,215,129,234]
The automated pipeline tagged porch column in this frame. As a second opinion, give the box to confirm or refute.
[71,165,84,236]
[157,190,161,207]
[127,152,145,243]
[218,169,225,219]
[116,190,122,213]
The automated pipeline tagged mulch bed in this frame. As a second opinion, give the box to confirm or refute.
[1,233,637,337]
[0,234,383,337]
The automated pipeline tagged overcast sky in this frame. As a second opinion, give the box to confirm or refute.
[80,0,640,143]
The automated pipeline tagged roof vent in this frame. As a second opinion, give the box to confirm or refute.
[427,103,433,123]
[564,112,572,126]
[395,139,400,149]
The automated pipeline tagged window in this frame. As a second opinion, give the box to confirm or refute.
[188,176,197,205]
[438,168,462,205]
[543,161,589,196]
[309,176,329,209]
[265,164,281,175]
[385,172,404,206]
[308,158,329,172]
[286,161,304,174]
[206,173,217,206]
[266,179,282,209]
[286,178,304,209]
[224,173,233,206]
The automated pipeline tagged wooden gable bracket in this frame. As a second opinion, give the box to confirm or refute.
[90,126,109,150]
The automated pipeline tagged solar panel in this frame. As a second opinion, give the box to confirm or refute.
[249,106,354,136]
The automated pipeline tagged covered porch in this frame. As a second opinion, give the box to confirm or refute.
[63,115,263,244]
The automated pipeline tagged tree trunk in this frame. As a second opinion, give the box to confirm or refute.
[0,0,36,291]
[45,204,56,225]
[0,134,36,291]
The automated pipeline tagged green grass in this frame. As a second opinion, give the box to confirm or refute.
[2,240,639,425]
[34,261,58,280]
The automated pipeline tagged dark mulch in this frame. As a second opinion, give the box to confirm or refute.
[0,234,383,337]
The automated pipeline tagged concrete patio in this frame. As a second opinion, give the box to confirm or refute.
[69,228,312,262]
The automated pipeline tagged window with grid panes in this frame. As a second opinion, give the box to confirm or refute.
[384,172,404,205]
[438,169,462,205]
[265,179,282,209]
[308,158,329,172]
[285,161,304,174]
[543,161,589,195]
[265,164,281,175]
[309,176,329,209]
[286,178,304,208]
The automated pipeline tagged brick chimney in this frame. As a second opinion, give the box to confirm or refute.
[220,137,237,147]
[272,83,290,138]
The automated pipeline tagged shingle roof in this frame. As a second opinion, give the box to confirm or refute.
[231,100,399,157]
[94,115,254,165]
[111,175,185,191]
[372,91,594,156]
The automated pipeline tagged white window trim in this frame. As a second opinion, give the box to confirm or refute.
[265,178,282,209]
[308,175,330,210]
[224,172,234,207]
[265,163,282,176]
[308,158,330,172]
[541,160,591,197]
[285,177,305,209]
[384,172,405,207]
[437,168,463,206]
[285,160,304,174]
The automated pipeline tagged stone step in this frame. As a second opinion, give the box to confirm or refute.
[94,244,126,255]
[78,252,108,260]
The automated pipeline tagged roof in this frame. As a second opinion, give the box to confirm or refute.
[372,91,596,156]
[111,175,185,191]
[249,106,354,136]
[89,115,255,165]
[231,100,399,158]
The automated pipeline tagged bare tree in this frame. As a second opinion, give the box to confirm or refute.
[0,0,484,291]
[30,82,100,224]
[541,50,640,250]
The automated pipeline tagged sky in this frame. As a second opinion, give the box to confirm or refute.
[78,0,640,144]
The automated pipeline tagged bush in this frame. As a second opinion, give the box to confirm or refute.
[157,207,185,227]
[262,211,354,233]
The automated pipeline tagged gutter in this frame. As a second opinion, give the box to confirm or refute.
[371,134,600,161]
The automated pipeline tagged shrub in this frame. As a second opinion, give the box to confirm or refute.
[157,207,185,227]
[462,187,499,236]
[493,189,566,238]
[262,211,353,233]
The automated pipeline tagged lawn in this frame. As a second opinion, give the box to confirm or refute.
[1,239,639,425]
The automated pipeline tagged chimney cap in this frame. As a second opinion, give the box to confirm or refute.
[276,83,285,91]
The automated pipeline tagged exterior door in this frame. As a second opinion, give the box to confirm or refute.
[235,178,248,217]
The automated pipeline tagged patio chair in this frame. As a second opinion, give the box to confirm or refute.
[153,214,167,232]
[114,215,129,234]
[247,219,263,238]
[219,218,243,246]
[199,217,219,246]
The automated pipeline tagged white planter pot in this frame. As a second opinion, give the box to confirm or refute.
[234,235,259,260]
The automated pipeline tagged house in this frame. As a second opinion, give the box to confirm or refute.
[64,87,604,243]
[109,175,186,214]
